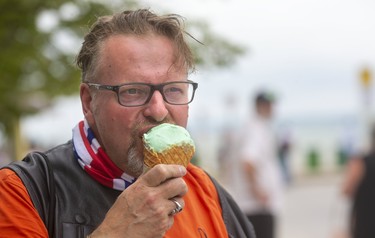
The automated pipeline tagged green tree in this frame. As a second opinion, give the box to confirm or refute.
[0,0,245,161]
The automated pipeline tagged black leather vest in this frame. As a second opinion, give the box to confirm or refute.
[7,141,121,238]
[5,141,256,238]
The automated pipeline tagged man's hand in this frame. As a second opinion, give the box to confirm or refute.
[89,164,188,238]
[250,184,269,207]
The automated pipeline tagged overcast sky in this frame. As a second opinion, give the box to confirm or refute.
[147,0,375,119]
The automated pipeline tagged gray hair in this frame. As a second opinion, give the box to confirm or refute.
[76,9,195,82]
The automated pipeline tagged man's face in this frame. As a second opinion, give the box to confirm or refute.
[257,101,273,119]
[80,34,189,177]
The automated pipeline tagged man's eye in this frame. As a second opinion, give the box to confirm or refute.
[166,87,183,94]
[125,88,139,95]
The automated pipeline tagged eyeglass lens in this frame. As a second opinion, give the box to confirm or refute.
[118,82,194,106]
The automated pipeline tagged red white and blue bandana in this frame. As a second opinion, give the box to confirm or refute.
[72,120,136,191]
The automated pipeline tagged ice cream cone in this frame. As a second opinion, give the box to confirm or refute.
[143,143,195,168]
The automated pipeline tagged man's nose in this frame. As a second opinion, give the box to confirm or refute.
[143,90,168,122]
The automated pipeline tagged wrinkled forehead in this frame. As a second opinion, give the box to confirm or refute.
[93,34,188,83]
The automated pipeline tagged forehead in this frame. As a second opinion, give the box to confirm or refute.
[95,35,187,83]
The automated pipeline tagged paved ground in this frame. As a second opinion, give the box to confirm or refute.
[278,172,351,238]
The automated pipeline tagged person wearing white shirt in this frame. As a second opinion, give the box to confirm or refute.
[228,91,284,238]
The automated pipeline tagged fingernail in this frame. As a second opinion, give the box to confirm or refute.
[179,166,187,176]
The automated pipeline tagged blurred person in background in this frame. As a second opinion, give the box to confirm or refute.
[342,125,375,238]
[0,9,255,238]
[228,90,285,238]
[217,94,240,186]
[277,125,293,185]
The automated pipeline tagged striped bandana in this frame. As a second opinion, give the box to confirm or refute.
[72,120,136,191]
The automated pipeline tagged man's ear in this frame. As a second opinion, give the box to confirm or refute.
[80,83,93,119]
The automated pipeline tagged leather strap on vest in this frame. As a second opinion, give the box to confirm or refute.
[5,152,55,237]
[37,152,56,237]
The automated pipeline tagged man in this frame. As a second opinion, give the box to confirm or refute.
[229,91,284,238]
[342,125,375,238]
[0,9,255,238]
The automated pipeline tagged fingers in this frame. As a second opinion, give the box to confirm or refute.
[140,165,188,217]
[168,197,184,216]
[141,164,187,187]
[92,165,187,237]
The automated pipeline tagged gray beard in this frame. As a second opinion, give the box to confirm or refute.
[126,142,144,178]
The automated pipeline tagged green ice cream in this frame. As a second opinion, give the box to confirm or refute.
[143,123,195,152]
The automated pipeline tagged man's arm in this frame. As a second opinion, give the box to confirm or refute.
[242,160,269,206]
[0,168,48,237]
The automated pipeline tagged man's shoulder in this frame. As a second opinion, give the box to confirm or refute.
[4,140,71,166]
[1,140,74,185]
[0,168,21,185]
[43,140,74,157]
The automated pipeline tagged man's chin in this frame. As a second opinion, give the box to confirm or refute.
[125,146,144,177]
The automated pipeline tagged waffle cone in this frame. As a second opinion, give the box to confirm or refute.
[143,143,195,169]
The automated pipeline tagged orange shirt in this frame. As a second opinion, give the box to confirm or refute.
[0,168,48,237]
[0,164,228,237]
[166,164,228,237]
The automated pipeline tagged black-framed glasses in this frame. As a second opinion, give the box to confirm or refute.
[86,80,198,107]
